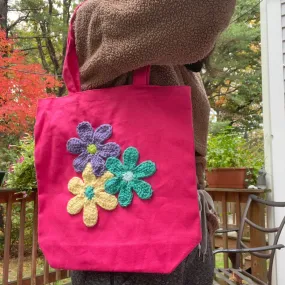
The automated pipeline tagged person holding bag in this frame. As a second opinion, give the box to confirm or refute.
[35,1,236,284]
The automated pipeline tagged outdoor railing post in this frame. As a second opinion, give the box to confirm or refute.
[31,194,38,285]
[221,192,229,268]
[43,258,50,284]
[17,199,26,285]
[0,189,71,285]
[250,199,267,281]
[3,193,13,285]
[235,192,242,268]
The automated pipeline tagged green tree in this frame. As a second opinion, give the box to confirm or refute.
[203,0,261,132]
[8,0,80,96]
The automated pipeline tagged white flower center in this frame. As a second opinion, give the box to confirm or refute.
[122,171,134,182]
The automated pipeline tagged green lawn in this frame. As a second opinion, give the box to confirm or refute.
[214,253,233,268]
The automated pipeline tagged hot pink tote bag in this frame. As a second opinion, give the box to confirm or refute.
[34,4,201,273]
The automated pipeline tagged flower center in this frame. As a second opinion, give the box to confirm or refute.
[85,186,95,200]
[87,144,97,154]
[122,171,134,182]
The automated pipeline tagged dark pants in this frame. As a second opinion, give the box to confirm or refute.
[71,238,214,285]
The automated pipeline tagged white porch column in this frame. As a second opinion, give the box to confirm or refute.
[261,1,285,284]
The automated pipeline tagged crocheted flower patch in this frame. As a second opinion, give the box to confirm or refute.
[105,147,156,207]
[67,163,118,227]
[67,122,120,177]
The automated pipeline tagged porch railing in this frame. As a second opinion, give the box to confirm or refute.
[0,189,70,285]
[207,187,268,282]
[1,188,268,284]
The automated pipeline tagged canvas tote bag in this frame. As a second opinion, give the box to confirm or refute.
[34,4,201,273]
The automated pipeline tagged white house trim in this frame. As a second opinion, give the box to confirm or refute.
[261,1,285,284]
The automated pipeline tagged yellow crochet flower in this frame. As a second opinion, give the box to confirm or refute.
[67,163,118,227]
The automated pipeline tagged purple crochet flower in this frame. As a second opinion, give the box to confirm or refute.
[67,122,120,177]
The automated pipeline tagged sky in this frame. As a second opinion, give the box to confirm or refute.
[7,0,18,21]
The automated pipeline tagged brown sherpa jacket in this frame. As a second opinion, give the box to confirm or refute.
[74,0,236,188]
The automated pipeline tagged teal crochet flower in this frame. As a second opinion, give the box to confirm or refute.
[105,147,156,207]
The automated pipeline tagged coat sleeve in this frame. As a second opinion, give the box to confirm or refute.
[74,0,236,88]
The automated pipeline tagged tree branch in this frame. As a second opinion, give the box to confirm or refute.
[209,88,239,100]
[7,12,30,32]
[20,46,46,52]
[8,7,45,11]
[10,35,61,39]
[236,99,254,113]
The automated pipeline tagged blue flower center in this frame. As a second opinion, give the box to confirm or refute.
[85,186,95,200]
[122,171,134,182]
[87,144,97,154]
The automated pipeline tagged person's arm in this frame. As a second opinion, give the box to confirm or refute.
[74,0,236,88]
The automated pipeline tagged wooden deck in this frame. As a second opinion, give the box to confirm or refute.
[0,187,268,284]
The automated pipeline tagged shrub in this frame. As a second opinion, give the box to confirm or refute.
[207,128,264,184]
[6,134,36,192]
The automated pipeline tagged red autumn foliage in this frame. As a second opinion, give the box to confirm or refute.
[0,29,61,134]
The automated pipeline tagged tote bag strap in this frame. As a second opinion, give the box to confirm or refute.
[63,4,151,93]
[62,3,84,93]
[132,66,151,85]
